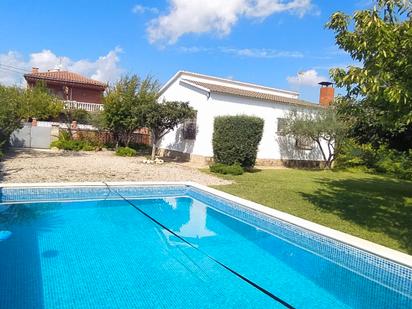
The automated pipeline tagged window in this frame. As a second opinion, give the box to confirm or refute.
[182,115,197,140]
[277,118,287,135]
[295,137,314,150]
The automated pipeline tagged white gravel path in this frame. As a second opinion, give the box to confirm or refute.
[0,149,231,186]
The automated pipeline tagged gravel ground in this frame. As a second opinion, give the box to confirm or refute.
[0,149,231,186]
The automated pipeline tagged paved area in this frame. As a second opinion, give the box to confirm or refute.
[0,149,231,186]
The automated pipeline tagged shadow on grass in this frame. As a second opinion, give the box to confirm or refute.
[245,168,262,173]
[300,177,412,253]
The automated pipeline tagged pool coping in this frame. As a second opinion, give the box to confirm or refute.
[1,181,411,269]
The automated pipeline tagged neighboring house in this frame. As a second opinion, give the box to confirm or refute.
[24,67,107,112]
[158,71,334,166]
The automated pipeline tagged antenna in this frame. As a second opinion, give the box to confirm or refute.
[296,70,305,97]
[57,57,63,71]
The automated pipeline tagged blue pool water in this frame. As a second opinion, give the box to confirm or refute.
[0,188,411,308]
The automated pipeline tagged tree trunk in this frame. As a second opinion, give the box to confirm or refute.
[315,139,329,168]
[125,132,132,147]
[151,136,157,160]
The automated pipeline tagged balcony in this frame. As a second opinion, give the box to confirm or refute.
[64,100,104,112]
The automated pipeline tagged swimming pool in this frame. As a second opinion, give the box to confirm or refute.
[0,182,411,308]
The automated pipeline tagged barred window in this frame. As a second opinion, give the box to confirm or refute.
[277,118,287,135]
[182,116,197,140]
[295,137,314,150]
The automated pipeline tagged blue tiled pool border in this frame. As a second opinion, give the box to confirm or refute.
[0,183,411,298]
[187,186,412,297]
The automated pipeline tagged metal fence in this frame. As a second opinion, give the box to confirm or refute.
[10,123,52,149]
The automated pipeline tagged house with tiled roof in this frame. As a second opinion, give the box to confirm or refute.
[24,68,107,112]
[158,71,334,166]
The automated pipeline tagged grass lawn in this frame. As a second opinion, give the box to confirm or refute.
[207,168,412,254]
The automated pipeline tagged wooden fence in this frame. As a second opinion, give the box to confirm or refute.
[71,128,151,146]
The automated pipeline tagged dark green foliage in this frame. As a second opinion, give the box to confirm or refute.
[51,139,95,151]
[209,163,244,175]
[336,140,412,180]
[22,82,63,120]
[212,115,264,168]
[115,147,137,157]
[145,101,195,160]
[61,108,91,125]
[51,131,98,151]
[0,82,64,153]
[0,85,23,151]
[103,75,160,147]
[282,107,348,168]
[102,74,194,157]
[327,1,412,151]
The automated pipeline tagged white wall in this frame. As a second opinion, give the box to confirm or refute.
[159,75,326,161]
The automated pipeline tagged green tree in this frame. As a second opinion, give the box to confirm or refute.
[282,107,347,168]
[0,85,24,152]
[22,82,63,120]
[144,101,195,160]
[327,0,412,150]
[103,75,159,147]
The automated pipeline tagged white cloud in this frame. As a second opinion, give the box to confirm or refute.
[148,0,315,44]
[178,45,304,58]
[221,47,303,58]
[0,51,27,86]
[132,4,159,14]
[178,46,212,53]
[244,0,313,18]
[0,48,123,86]
[287,69,327,87]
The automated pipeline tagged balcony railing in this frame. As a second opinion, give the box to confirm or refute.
[64,100,104,112]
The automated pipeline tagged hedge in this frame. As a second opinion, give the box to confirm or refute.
[209,163,244,175]
[212,115,264,168]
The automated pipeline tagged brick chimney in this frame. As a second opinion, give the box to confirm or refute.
[319,81,334,107]
[32,67,39,73]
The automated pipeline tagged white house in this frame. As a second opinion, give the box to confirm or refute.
[158,71,333,166]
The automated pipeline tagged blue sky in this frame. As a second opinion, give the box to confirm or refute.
[0,0,371,102]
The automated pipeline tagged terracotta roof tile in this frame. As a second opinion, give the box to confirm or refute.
[183,79,322,109]
[24,71,107,88]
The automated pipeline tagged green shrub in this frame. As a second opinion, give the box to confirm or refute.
[336,140,412,180]
[374,148,412,180]
[336,140,376,168]
[0,85,23,150]
[209,163,244,175]
[212,115,264,168]
[51,139,96,151]
[116,147,137,157]
[51,130,102,151]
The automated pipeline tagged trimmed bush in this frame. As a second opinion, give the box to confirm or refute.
[209,163,244,175]
[51,139,96,151]
[213,115,264,168]
[116,147,137,157]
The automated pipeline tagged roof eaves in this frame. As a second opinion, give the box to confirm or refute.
[211,89,323,109]
[180,79,211,94]
[24,74,107,89]
[179,70,299,97]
